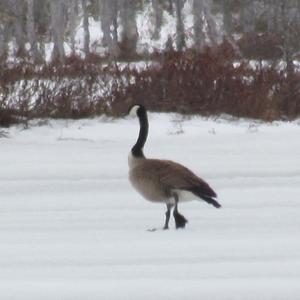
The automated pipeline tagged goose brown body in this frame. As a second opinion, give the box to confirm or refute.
[129,157,217,204]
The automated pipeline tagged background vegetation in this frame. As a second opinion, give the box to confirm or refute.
[1,0,300,126]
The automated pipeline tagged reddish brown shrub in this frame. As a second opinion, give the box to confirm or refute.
[237,32,284,60]
[109,47,300,121]
[1,44,300,126]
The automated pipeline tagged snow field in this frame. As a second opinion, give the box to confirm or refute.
[0,114,300,299]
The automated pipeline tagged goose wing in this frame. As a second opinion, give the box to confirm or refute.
[145,159,217,198]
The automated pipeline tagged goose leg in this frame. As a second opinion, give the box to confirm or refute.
[163,203,173,230]
[173,194,188,229]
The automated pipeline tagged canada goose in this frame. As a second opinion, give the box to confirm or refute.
[128,105,221,230]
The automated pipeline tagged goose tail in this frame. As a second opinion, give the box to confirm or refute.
[187,186,221,208]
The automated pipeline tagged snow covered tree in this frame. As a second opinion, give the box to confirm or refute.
[82,0,90,56]
[99,0,119,58]
[240,0,255,33]
[174,0,185,50]
[0,0,299,63]
[50,0,66,63]
[0,23,8,63]
[152,0,163,40]
[119,0,138,57]
[68,0,78,54]
[13,0,26,57]
[221,0,234,34]
[26,0,42,63]
[193,0,205,50]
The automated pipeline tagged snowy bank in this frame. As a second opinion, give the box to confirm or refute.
[0,114,300,299]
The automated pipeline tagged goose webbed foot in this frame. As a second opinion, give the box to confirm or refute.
[173,211,188,229]
[172,193,188,229]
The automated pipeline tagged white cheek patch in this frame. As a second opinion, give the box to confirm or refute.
[129,105,140,117]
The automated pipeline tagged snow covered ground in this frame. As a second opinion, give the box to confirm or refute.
[1,113,300,299]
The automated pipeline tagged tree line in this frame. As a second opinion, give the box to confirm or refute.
[0,0,300,65]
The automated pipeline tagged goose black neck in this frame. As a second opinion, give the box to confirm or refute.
[131,108,148,158]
